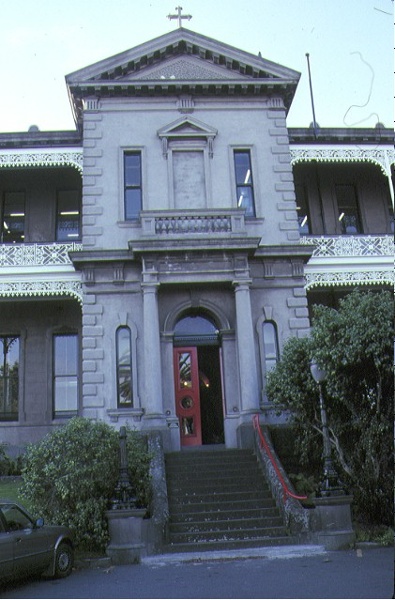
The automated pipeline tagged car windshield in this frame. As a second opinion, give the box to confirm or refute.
[0,504,34,531]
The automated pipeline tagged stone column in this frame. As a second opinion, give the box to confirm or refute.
[233,280,260,413]
[142,281,164,422]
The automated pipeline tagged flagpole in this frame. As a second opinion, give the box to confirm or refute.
[305,53,318,139]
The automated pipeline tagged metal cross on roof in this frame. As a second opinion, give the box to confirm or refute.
[167,6,192,28]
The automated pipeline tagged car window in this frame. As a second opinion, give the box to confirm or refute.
[1,505,34,532]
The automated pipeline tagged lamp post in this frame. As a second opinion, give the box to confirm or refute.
[310,360,344,496]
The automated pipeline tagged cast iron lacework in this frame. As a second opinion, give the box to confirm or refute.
[0,280,83,303]
[0,150,83,173]
[300,235,393,257]
[290,147,395,178]
[304,270,393,289]
[0,243,82,267]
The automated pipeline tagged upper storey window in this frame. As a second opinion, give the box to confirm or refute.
[56,191,81,241]
[295,183,311,234]
[234,151,255,217]
[124,152,142,220]
[1,193,25,243]
[336,184,362,234]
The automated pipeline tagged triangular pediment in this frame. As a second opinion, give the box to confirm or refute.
[158,116,218,139]
[124,55,243,82]
[66,28,300,124]
[66,28,300,84]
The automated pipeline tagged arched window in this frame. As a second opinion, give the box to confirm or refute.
[116,326,132,407]
[174,314,219,346]
[262,321,279,375]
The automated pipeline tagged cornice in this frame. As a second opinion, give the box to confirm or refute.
[0,279,83,303]
[305,269,393,289]
[290,145,395,177]
[0,148,83,173]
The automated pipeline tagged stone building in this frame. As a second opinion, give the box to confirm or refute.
[0,28,393,452]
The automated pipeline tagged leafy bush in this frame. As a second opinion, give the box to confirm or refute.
[125,426,152,510]
[20,418,152,551]
[267,290,394,526]
[0,444,22,476]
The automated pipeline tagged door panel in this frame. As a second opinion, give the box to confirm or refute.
[174,347,202,446]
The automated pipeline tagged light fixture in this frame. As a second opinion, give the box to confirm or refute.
[310,359,344,496]
[310,360,327,383]
[244,169,251,184]
[301,215,308,227]
[338,212,345,221]
[60,211,79,216]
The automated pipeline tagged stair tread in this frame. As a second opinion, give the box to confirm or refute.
[165,448,290,552]
[164,536,294,553]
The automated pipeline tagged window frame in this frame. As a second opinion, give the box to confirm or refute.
[335,183,363,235]
[256,315,280,405]
[0,192,25,244]
[116,326,133,408]
[294,182,311,234]
[262,320,280,376]
[124,151,143,221]
[52,332,79,418]
[56,190,81,242]
[0,335,19,422]
[233,149,256,218]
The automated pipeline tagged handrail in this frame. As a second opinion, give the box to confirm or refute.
[253,414,308,504]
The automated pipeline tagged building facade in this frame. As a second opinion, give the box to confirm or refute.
[0,29,393,452]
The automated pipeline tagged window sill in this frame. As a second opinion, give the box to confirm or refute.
[107,408,144,423]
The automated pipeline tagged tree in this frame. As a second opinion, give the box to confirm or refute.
[266,290,393,525]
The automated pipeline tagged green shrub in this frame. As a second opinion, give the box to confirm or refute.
[0,444,22,476]
[125,427,152,511]
[20,418,152,551]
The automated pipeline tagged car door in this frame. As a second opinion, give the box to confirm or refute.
[0,511,14,580]
[1,504,50,578]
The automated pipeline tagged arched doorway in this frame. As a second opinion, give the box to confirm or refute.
[173,314,225,447]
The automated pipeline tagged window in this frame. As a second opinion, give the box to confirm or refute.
[53,334,78,416]
[116,327,133,407]
[1,193,25,243]
[0,336,19,421]
[336,184,362,234]
[234,151,255,217]
[56,191,81,241]
[262,321,279,375]
[124,152,142,220]
[295,184,311,234]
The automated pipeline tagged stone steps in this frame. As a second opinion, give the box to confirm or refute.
[164,448,294,553]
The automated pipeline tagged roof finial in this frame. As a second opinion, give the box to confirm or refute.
[167,6,192,28]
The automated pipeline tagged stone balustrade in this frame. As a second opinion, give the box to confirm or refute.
[140,210,246,237]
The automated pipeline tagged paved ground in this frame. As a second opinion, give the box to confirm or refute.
[0,544,393,599]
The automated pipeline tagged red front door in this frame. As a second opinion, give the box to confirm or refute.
[173,347,202,446]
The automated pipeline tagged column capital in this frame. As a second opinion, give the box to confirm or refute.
[141,280,160,292]
[232,279,252,290]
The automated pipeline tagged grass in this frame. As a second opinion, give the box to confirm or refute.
[354,522,394,547]
[0,477,22,502]
[0,477,34,513]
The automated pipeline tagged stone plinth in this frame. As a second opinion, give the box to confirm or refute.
[310,495,355,550]
[106,508,146,564]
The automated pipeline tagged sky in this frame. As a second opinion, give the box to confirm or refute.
[0,0,392,133]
